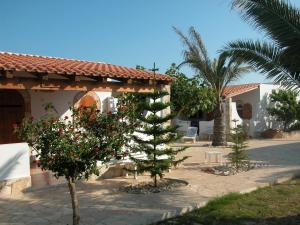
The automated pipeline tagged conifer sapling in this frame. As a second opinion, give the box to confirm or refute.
[129,90,188,187]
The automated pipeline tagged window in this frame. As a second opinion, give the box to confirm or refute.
[242,103,252,119]
[236,100,252,120]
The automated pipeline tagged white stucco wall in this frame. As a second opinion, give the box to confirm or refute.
[95,91,113,113]
[232,88,260,136]
[199,120,214,136]
[256,84,283,132]
[173,118,191,134]
[230,84,283,137]
[0,90,114,183]
[0,143,30,181]
[29,90,113,120]
[30,90,80,119]
[230,102,243,128]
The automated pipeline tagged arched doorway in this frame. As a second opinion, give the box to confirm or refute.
[0,90,25,144]
[73,91,101,110]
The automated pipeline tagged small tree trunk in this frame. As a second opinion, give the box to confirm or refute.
[212,103,227,146]
[67,178,80,225]
[154,174,157,187]
[283,122,288,132]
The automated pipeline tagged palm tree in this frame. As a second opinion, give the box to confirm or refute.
[174,27,250,146]
[223,0,300,91]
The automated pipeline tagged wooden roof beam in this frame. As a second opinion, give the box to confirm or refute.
[31,72,49,81]
[4,71,14,79]
[0,77,157,93]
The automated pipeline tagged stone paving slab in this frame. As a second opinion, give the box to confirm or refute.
[1,139,300,225]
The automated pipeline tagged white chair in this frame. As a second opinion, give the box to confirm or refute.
[204,151,223,165]
[182,127,198,143]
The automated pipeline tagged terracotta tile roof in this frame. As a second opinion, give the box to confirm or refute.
[223,83,260,98]
[0,52,174,82]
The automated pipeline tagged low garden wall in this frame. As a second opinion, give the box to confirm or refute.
[0,143,31,196]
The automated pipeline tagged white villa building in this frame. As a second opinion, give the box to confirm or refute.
[0,52,173,196]
[176,83,284,139]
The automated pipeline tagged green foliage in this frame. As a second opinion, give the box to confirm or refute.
[154,178,300,225]
[79,105,135,161]
[16,103,135,225]
[166,63,216,118]
[117,92,147,123]
[267,89,300,131]
[174,27,250,146]
[224,0,300,91]
[136,65,146,71]
[228,124,248,170]
[129,90,188,187]
[16,104,129,180]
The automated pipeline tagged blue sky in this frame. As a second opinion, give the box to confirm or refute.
[0,0,299,84]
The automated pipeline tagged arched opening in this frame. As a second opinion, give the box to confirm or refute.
[0,90,25,144]
[73,91,101,111]
[79,95,98,108]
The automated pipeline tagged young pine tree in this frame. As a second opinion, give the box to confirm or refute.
[130,90,188,187]
[229,123,248,170]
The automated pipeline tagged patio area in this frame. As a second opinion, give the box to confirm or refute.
[1,139,300,225]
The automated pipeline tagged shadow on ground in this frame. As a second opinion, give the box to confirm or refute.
[155,214,300,225]
[0,178,208,225]
[2,140,300,225]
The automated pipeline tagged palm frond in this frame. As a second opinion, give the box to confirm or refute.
[223,39,300,90]
[175,27,250,96]
[173,27,215,87]
[232,0,300,54]
[189,26,211,65]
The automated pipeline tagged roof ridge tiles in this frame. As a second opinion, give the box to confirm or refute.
[0,51,106,64]
[0,51,174,81]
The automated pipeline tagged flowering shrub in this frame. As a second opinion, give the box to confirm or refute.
[15,102,133,225]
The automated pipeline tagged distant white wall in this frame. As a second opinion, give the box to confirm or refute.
[230,102,243,127]
[95,91,113,113]
[259,83,281,99]
[199,120,214,136]
[0,143,30,181]
[230,84,284,137]
[173,118,191,134]
[256,84,283,132]
[232,89,260,136]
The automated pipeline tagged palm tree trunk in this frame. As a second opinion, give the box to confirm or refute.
[67,178,80,225]
[212,103,227,146]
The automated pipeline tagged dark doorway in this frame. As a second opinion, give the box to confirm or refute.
[0,90,25,144]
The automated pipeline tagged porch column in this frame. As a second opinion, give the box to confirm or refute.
[225,97,232,139]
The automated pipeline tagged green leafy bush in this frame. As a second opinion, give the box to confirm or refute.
[267,89,300,131]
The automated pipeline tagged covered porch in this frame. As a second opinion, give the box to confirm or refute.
[0,52,172,195]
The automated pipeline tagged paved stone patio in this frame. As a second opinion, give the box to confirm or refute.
[1,139,300,225]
